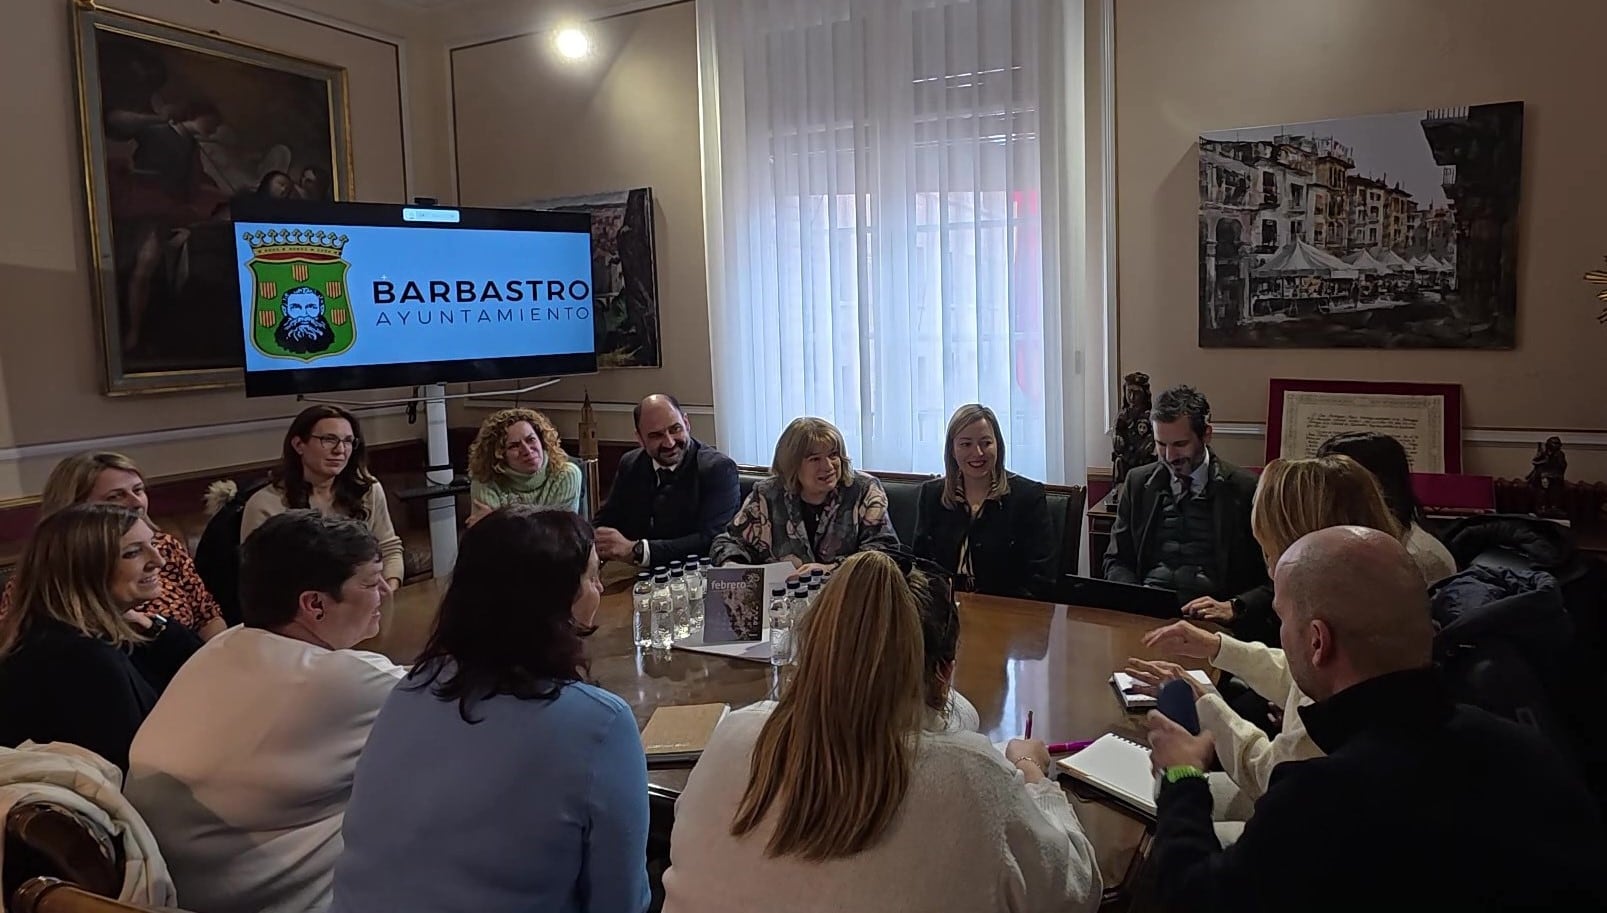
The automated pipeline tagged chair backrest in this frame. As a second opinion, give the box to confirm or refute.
[645,783,677,913]
[192,476,271,626]
[3,804,122,906]
[1044,483,1087,577]
[11,878,177,913]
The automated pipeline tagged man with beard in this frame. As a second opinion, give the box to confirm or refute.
[1103,385,1273,643]
[275,287,335,355]
[593,394,739,567]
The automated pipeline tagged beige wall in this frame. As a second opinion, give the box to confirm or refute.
[0,0,423,499]
[1116,0,1607,480]
[442,0,707,443]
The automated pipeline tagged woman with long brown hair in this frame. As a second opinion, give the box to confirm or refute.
[239,405,404,590]
[0,504,200,770]
[663,551,1098,913]
[0,451,224,638]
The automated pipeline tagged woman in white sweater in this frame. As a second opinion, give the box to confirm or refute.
[1125,454,1424,818]
[663,551,1099,913]
[1316,430,1458,584]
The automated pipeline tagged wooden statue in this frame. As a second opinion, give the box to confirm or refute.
[1111,371,1156,497]
[1527,435,1567,517]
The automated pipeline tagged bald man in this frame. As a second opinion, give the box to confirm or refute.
[1143,526,1606,912]
[593,394,739,567]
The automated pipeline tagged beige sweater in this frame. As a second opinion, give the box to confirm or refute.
[1196,635,1320,812]
[238,482,406,584]
[662,703,1100,913]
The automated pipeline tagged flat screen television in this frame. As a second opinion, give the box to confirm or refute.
[230,199,597,397]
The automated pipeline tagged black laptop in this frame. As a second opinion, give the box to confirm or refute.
[1054,575,1180,618]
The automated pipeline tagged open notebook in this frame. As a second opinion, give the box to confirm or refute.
[1055,733,1157,818]
[639,703,731,766]
[1110,670,1212,710]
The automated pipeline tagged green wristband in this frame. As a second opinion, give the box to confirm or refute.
[1164,764,1206,784]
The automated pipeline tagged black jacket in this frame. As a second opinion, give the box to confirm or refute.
[912,474,1056,600]
[1101,453,1273,640]
[593,438,740,566]
[1152,668,1607,913]
[0,618,199,771]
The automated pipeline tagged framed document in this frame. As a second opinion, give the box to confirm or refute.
[1266,379,1462,473]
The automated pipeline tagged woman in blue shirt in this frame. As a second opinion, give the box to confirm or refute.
[332,506,649,913]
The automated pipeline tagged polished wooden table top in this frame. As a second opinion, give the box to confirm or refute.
[363,576,1190,893]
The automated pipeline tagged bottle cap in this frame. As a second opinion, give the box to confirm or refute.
[771,587,786,596]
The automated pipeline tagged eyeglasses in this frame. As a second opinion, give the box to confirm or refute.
[310,434,359,450]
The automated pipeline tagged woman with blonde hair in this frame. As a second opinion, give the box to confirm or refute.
[465,407,582,523]
[913,404,1056,599]
[1128,454,1408,818]
[0,504,200,770]
[710,417,899,573]
[663,551,1098,913]
[0,451,225,639]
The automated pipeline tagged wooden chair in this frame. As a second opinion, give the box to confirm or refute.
[1044,483,1088,577]
[10,878,183,913]
[3,803,122,905]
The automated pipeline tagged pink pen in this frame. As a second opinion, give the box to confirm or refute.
[1024,710,1034,739]
[1046,739,1095,755]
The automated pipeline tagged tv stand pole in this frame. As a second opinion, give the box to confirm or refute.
[423,382,457,579]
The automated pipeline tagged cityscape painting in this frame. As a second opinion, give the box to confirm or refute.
[1198,102,1523,349]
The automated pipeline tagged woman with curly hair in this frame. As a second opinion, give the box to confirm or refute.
[466,408,582,523]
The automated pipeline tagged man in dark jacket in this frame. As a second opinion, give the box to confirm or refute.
[593,394,740,567]
[1144,526,1607,913]
[1102,385,1273,642]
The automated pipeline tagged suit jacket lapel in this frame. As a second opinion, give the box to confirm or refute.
[1136,467,1167,563]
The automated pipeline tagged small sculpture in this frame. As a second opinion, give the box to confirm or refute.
[1111,371,1157,497]
[1526,436,1568,517]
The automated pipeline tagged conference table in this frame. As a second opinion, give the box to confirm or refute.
[365,577,1193,903]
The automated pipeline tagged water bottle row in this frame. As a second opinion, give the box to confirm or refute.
[769,569,828,666]
[631,558,710,650]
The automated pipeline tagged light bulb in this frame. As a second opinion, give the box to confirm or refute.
[554,27,591,60]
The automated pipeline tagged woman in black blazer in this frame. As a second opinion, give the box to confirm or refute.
[913,404,1056,600]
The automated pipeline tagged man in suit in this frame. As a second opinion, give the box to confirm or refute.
[593,394,740,567]
[1103,385,1274,642]
[1143,526,1607,912]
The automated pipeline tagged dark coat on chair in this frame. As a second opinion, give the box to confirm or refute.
[593,439,741,566]
[912,474,1056,600]
[1101,453,1274,642]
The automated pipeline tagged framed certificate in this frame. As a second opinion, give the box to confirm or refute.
[1266,379,1463,473]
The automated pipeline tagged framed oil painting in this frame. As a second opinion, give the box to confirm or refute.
[1198,102,1522,349]
[73,4,352,394]
[520,188,662,368]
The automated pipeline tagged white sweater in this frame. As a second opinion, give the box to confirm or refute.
[662,703,1100,913]
[125,627,406,913]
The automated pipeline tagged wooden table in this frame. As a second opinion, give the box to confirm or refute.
[364,579,1189,900]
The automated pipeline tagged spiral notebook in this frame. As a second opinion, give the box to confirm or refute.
[1055,732,1157,818]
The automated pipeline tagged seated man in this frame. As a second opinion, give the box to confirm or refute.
[594,393,740,567]
[125,512,408,913]
[1144,526,1607,913]
[1102,385,1273,642]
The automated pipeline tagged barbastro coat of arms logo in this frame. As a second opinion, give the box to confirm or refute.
[243,229,355,362]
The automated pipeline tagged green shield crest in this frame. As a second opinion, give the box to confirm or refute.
[246,247,355,362]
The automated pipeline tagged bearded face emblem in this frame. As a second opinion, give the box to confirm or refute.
[275,287,336,354]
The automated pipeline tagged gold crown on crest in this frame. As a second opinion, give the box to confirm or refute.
[242,228,349,257]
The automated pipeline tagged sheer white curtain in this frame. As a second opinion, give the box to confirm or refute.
[699,0,1082,484]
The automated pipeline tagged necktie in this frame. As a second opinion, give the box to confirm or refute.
[1179,474,1194,500]
[657,468,674,489]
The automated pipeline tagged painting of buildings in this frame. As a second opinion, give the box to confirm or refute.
[1198,102,1522,348]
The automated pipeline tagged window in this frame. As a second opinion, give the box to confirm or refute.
[1262,172,1278,206]
[1262,220,1278,247]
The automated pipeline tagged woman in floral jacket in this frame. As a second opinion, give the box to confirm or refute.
[710,418,900,574]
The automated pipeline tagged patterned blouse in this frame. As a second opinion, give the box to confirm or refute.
[710,472,901,567]
[0,529,223,635]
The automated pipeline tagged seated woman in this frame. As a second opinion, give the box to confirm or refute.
[1126,454,1407,819]
[240,405,405,591]
[466,407,582,522]
[0,451,225,639]
[0,504,200,771]
[710,417,899,573]
[1317,430,1457,583]
[913,404,1056,599]
[904,552,980,733]
[126,511,405,913]
[663,551,1099,913]
[332,507,648,913]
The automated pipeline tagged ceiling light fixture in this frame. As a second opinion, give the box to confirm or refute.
[554,27,591,60]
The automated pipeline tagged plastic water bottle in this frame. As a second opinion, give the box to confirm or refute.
[806,579,822,610]
[785,578,807,665]
[631,572,653,648]
[684,557,706,633]
[650,571,673,649]
[768,586,792,666]
[669,567,691,640]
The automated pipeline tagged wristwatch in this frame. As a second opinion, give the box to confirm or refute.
[1229,596,1245,619]
[145,612,169,638]
[1164,764,1206,784]
[630,540,646,564]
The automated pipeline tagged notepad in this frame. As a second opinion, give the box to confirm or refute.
[639,703,731,765]
[1110,670,1212,710]
[1055,732,1158,818]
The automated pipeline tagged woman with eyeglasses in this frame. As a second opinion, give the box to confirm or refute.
[663,551,1098,913]
[0,451,225,639]
[913,404,1057,600]
[464,408,582,526]
[332,507,648,913]
[0,504,201,771]
[240,405,404,591]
